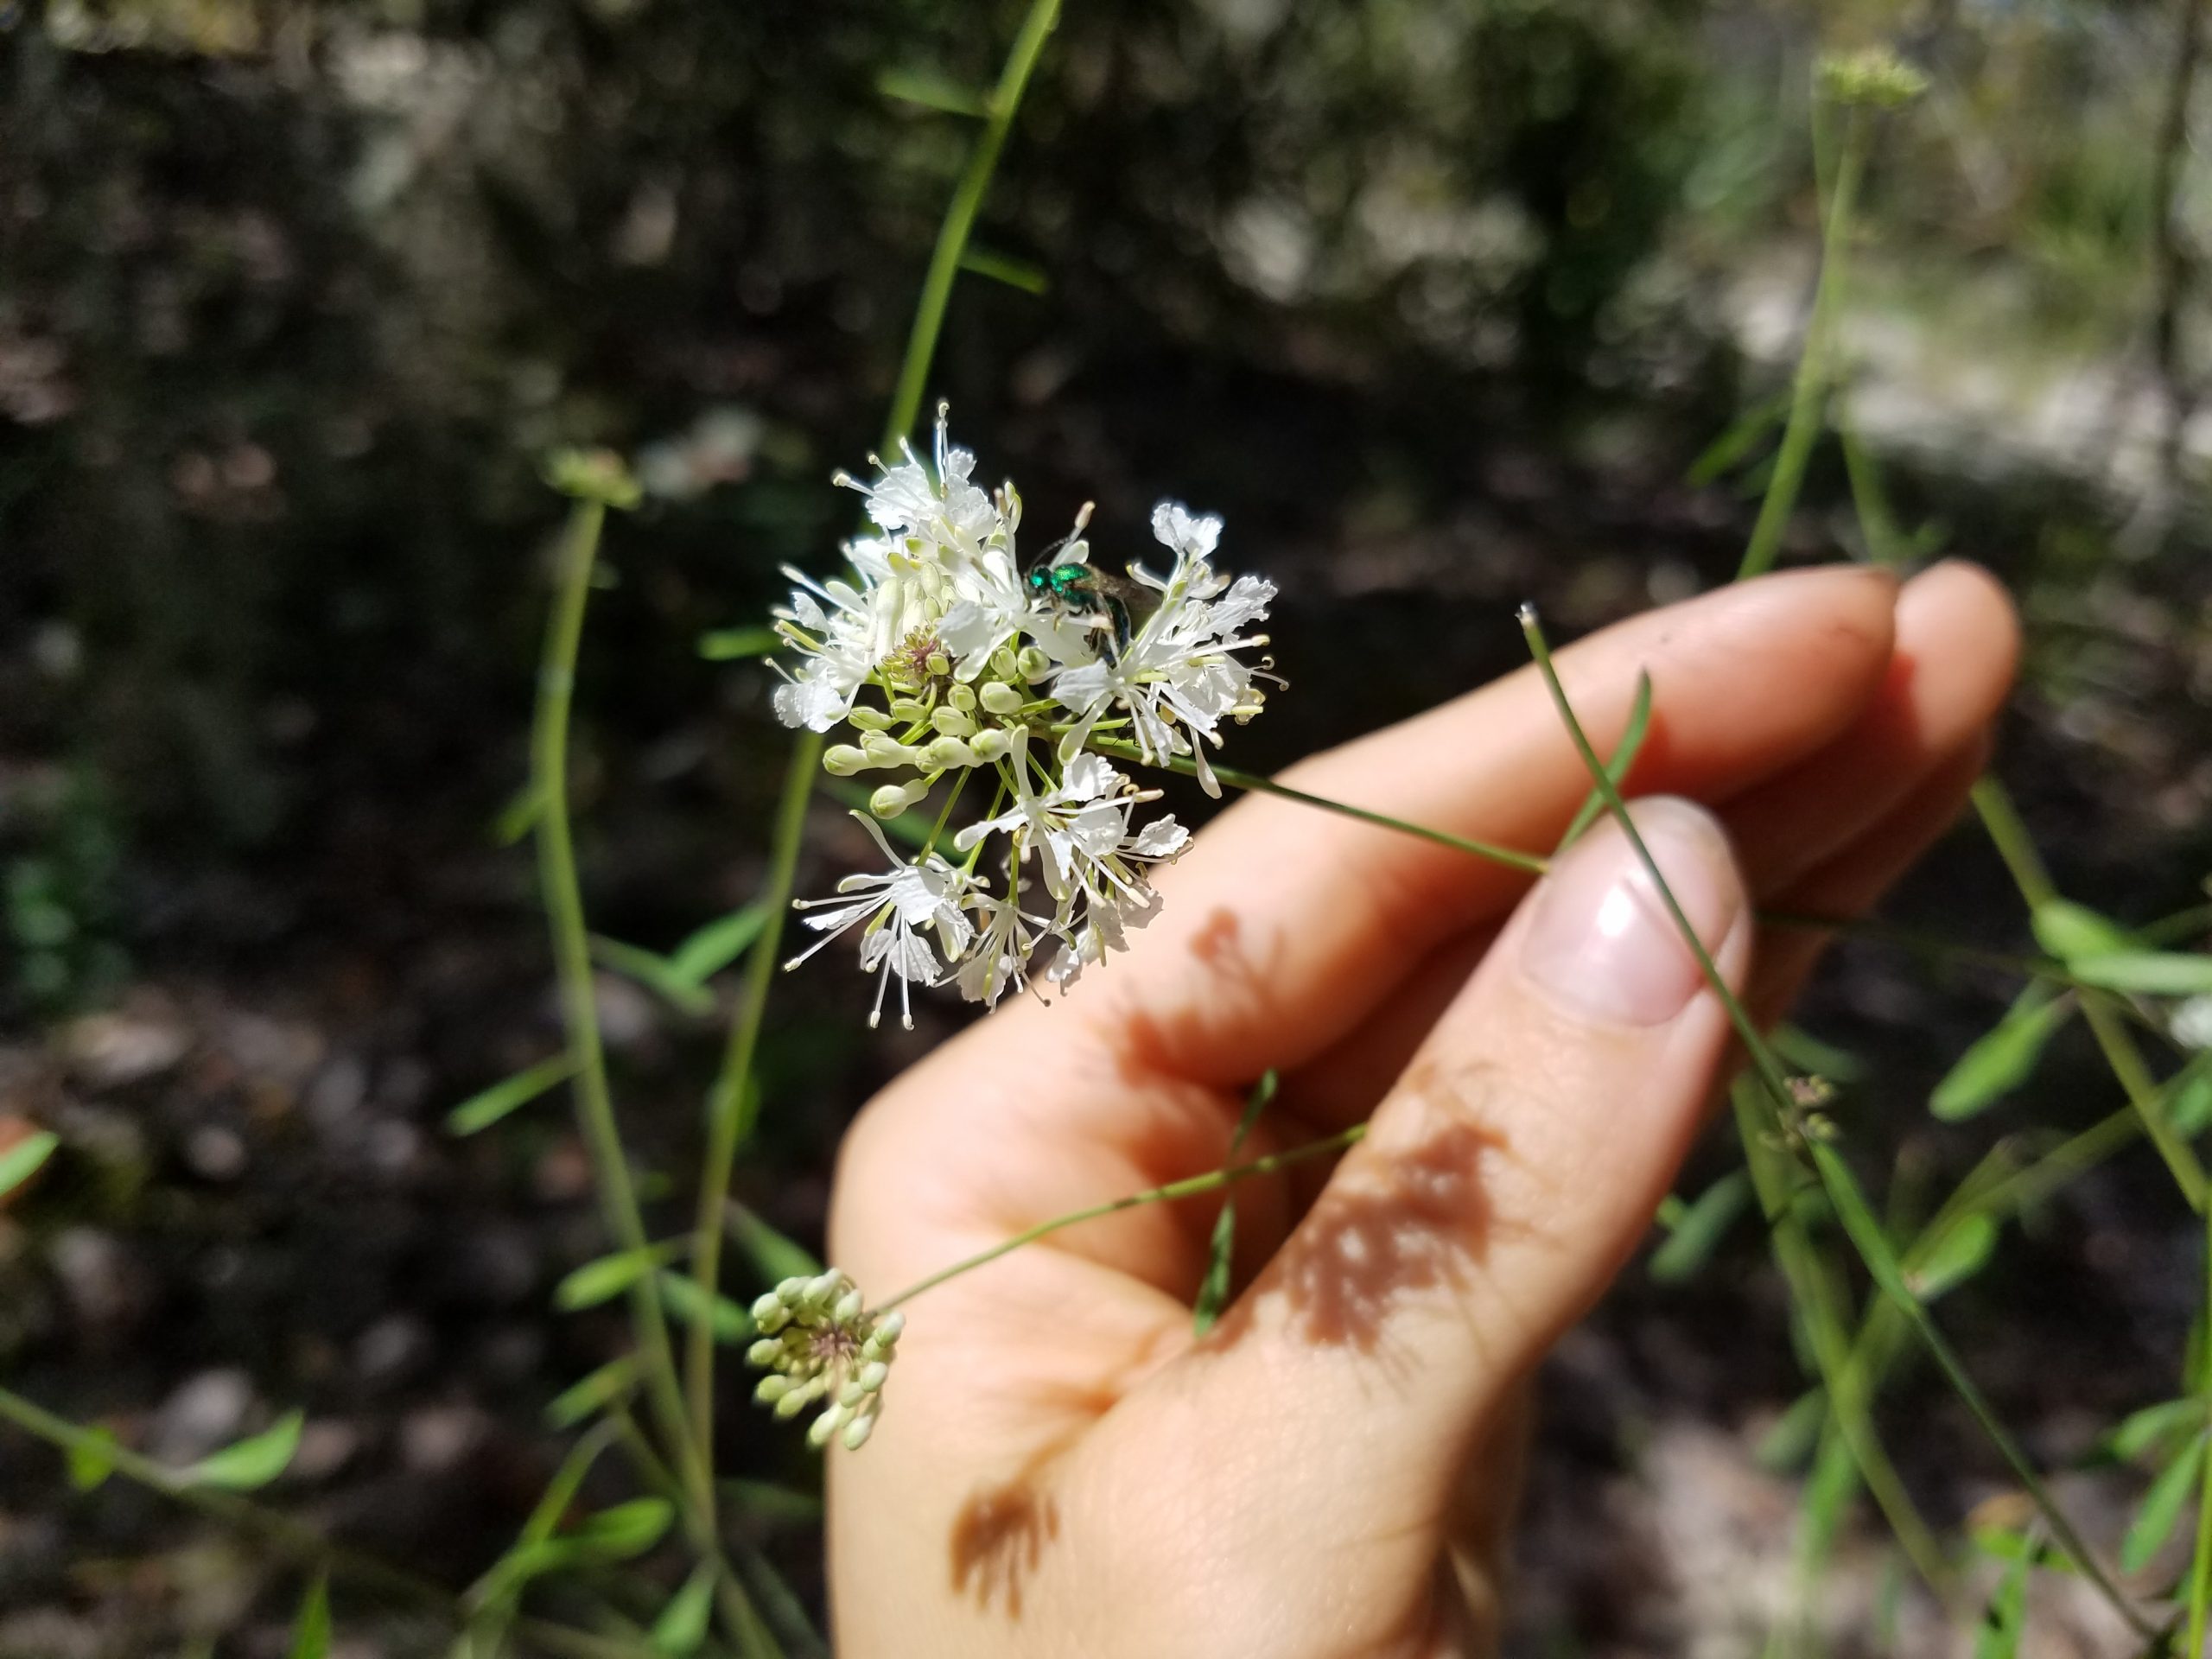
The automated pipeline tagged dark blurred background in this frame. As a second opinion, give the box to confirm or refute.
[3,0,2212,1652]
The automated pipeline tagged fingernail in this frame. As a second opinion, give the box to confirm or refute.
[1520,798,1744,1027]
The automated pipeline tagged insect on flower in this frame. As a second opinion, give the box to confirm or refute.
[761,404,1279,1027]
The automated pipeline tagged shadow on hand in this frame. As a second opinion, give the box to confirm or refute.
[1209,1061,1510,1371]
[949,1458,1063,1619]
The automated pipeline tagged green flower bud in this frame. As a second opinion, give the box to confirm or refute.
[969,728,1010,762]
[870,783,917,818]
[846,706,893,732]
[754,1375,791,1404]
[1016,645,1051,683]
[931,707,976,739]
[843,1414,877,1452]
[857,1361,889,1394]
[979,681,1025,716]
[925,736,976,770]
[888,698,930,725]
[747,1338,782,1367]
[823,745,868,777]
[946,683,977,713]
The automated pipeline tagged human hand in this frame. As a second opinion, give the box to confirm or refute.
[825,563,2018,1657]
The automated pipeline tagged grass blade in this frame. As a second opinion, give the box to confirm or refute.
[1193,1071,1276,1335]
[190,1410,303,1491]
[0,1130,58,1199]
[288,1573,332,1659]
[1930,988,2073,1122]
[1555,671,1652,853]
[446,1054,579,1136]
[1649,1168,1752,1283]
[2122,1433,2207,1573]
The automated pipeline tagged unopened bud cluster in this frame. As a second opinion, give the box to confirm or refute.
[747,1270,903,1452]
[769,404,1279,1028]
[1816,46,1929,109]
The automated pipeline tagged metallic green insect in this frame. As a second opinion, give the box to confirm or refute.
[1025,557,1158,655]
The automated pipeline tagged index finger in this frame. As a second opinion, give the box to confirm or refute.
[1059,564,1902,1084]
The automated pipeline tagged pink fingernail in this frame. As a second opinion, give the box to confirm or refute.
[1520,798,1744,1027]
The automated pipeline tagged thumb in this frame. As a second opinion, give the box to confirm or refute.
[1190,797,1751,1526]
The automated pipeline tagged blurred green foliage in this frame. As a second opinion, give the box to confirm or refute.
[0,0,2205,863]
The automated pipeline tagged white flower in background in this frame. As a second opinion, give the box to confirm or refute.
[2175,995,2212,1052]
[760,404,1274,1023]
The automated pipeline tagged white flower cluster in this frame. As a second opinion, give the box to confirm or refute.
[772,405,1276,1027]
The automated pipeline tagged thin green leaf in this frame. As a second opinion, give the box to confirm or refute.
[697,625,783,661]
[1971,1525,2076,1573]
[289,1574,332,1659]
[958,246,1048,295]
[545,1356,641,1431]
[722,1478,823,1526]
[467,1539,582,1607]
[657,1271,752,1344]
[652,1562,717,1656]
[2122,1433,2207,1573]
[492,784,544,847]
[2107,1398,2206,1464]
[1904,1214,1999,1302]
[555,1243,684,1312]
[2069,952,2212,997]
[1974,1538,2030,1659]
[725,1201,823,1287]
[189,1410,303,1491]
[0,1130,58,1198]
[522,1427,617,1552]
[1755,1388,1829,1472]
[571,1496,673,1556]
[1194,1071,1278,1336]
[1931,988,2073,1122]
[876,65,990,117]
[67,1427,118,1492]
[665,902,769,987]
[1556,672,1653,852]
[588,935,715,1019]
[1649,1168,1751,1282]
[2171,1056,2212,1140]
[446,1054,579,1136]
[2031,899,2136,963]
[1688,391,1789,487]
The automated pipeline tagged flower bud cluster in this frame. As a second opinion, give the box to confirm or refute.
[769,404,1279,1027]
[1816,46,1929,110]
[747,1269,903,1452]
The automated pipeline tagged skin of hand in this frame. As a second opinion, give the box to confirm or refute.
[825,563,2019,1659]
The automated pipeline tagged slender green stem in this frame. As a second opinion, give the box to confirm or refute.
[685,732,817,1491]
[884,0,1063,449]
[609,1408,780,1659]
[1738,106,1867,581]
[0,1384,657,1659]
[1097,741,2130,994]
[532,500,708,1510]
[1088,738,1550,875]
[2189,1185,2212,1656]
[880,1123,1366,1312]
[1968,776,2205,1210]
[1729,1090,1956,1600]
[681,0,1065,1524]
[1521,605,2153,1639]
[0,1385,442,1611]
